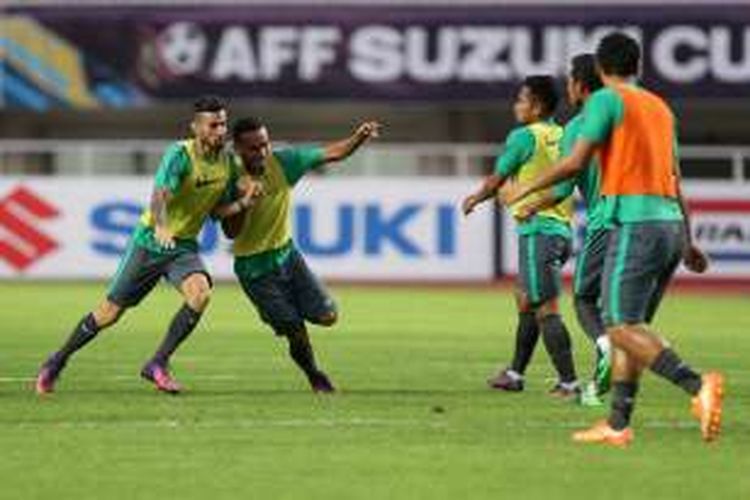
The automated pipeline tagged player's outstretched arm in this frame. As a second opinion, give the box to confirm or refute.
[461,174,505,216]
[501,139,595,206]
[322,121,381,164]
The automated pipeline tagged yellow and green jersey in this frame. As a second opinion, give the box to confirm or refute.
[495,119,572,238]
[135,139,238,254]
[233,146,324,280]
[553,113,606,231]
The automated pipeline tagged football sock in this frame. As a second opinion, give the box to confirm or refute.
[57,313,100,363]
[608,381,639,430]
[540,314,577,384]
[574,295,606,343]
[152,304,202,365]
[509,312,540,375]
[596,335,611,356]
[287,329,319,377]
[650,348,703,396]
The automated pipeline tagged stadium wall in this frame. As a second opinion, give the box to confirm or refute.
[0,178,748,283]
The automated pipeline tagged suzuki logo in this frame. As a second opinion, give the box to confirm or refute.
[0,187,59,271]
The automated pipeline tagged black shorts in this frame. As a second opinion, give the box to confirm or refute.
[602,221,685,326]
[107,240,210,307]
[517,233,572,305]
[573,227,609,300]
[236,248,337,336]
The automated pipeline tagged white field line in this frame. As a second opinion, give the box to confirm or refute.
[0,375,246,383]
[4,367,750,384]
[0,418,729,431]
[5,417,448,430]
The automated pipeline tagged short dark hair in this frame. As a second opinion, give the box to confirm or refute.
[596,32,640,77]
[521,75,559,115]
[232,117,265,141]
[193,95,226,114]
[570,54,603,93]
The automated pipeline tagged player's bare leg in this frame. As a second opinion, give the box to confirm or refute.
[36,300,125,394]
[141,273,211,394]
[575,323,723,443]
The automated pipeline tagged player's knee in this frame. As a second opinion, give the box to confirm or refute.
[187,287,211,312]
[535,299,558,319]
[514,290,532,313]
[93,300,124,328]
[315,311,338,327]
[183,274,212,312]
[607,325,630,347]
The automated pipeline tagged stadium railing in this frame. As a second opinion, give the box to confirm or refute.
[0,140,748,182]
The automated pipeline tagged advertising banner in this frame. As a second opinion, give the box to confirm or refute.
[3,4,750,108]
[499,182,750,279]
[0,177,495,281]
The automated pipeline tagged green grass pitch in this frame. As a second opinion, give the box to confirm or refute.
[0,282,747,499]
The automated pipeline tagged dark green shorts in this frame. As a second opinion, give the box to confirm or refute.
[107,240,210,307]
[602,221,684,326]
[573,228,609,299]
[518,233,572,305]
[235,247,336,336]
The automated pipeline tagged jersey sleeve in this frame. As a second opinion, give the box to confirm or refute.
[153,143,190,193]
[275,146,326,186]
[494,127,535,177]
[552,178,575,200]
[579,89,622,145]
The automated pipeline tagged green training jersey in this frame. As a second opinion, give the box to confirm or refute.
[578,86,682,224]
[495,120,572,238]
[554,113,606,231]
[135,140,237,254]
[233,146,324,280]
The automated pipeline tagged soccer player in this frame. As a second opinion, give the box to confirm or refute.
[222,117,380,392]
[502,32,724,445]
[462,76,580,397]
[36,96,261,395]
[512,55,610,407]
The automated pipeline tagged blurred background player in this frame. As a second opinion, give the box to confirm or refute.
[502,32,724,446]
[223,117,380,392]
[512,54,610,407]
[36,96,260,395]
[462,76,579,398]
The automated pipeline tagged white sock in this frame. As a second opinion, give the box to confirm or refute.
[596,335,611,354]
[560,380,580,391]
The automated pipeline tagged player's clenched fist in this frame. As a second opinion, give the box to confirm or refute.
[355,121,381,141]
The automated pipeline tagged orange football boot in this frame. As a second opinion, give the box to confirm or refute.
[572,419,633,448]
[691,372,725,442]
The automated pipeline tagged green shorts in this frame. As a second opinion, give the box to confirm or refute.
[235,247,336,337]
[518,233,572,305]
[107,239,210,307]
[573,227,609,300]
[602,221,684,326]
